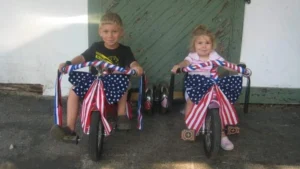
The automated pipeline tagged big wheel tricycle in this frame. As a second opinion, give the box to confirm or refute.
[53,60,145,161]
[169,60,251,158]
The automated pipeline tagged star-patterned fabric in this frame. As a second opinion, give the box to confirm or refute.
[217,75,243,103]
[69,71,129,104]
[185,74,243,104]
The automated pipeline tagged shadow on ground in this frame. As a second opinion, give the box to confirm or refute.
[0,92,300,169]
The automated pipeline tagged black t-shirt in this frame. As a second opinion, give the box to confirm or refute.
[81,41,136,74]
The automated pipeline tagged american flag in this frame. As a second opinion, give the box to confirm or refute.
[185,75,243,133]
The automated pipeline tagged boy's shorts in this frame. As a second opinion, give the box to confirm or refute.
[68,71,130,104]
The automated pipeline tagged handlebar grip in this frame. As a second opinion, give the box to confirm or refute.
[176,68,183,74]
[132,69,137,75]
[244,68,252,77]
[62,67,66,73]
[237,63,252,77]
[237,63,247,69]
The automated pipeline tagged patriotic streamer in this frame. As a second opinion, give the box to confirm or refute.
[81,80,99,134]
[136,75,143,130]
[215,85,238,127]
[185,87,214,133]
[62,60,135,75]
[54,71,63,126]
[183,60,250,77]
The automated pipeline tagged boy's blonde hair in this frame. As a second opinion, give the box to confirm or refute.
[189,25,216,52]
[100,12,123,27]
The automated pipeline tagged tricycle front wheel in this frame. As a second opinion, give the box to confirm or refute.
[203,108,221,159]
[88,111,104,161]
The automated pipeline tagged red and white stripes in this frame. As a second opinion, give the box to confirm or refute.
[81,80,112,135]
[185,85,238,133]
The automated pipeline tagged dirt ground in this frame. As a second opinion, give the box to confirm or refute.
[0,92,300,169]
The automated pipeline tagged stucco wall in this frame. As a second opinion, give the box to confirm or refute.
[240,0,300,88]
[1,0,299,97]
[0,0,88,96]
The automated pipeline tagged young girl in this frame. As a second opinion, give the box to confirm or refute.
[171,25,234,151]
[51,12,143,140]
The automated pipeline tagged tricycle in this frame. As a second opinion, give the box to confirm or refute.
[169,60,251,158]
[53,60,145,161]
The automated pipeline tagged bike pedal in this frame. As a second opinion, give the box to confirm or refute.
[63,135,80,144]
[181,129,195,141]
[226,126,240,135]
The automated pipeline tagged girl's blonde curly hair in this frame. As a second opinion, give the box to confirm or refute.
[189,25,216,52]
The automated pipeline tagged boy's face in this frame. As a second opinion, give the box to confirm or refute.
[99,23,123,49]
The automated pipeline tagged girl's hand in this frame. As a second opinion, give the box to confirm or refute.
[171,65,180,74]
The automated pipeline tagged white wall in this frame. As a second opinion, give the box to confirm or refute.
[0,0,88,95]
[240,0,300,88]
[1,0,299,96]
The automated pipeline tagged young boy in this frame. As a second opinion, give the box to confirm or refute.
[51,12,143,139]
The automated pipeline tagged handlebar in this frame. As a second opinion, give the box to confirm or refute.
[176,60,252,77]
[61,60,136,75]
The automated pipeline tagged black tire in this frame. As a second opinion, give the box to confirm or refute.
[244,76,251,114]
[203,108,221,159]
[153,85,161,114]
[168,74,175,112]
[88,111,104,161]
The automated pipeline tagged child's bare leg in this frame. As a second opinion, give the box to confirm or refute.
[184,98,193,119]
[66,88,80,131]
[50,88,79,140]
[117,92,131,130]
[221,131,226,137]
[117,91,128,116]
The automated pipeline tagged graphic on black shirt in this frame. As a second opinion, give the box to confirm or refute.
[81,41,136,75]
[95,51,119,65]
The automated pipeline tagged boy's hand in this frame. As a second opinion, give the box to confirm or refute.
[58,61,72,73]
[132,66,143,76]
[58,62,67,73]
[171,65,180,74]
[58,56,85,73]
[130,61,143,76]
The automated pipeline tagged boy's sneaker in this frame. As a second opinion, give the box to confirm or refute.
[50,125,77,142]
[117,115,131,130]
[221,136,234,151]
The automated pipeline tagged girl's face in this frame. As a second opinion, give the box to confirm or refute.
[194,35,213,57]
[99,23,123,49]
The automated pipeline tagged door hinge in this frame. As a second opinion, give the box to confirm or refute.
[245,0,251,4]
